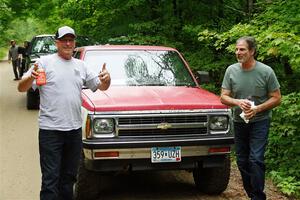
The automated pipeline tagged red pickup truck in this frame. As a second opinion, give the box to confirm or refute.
[73,45,234,200]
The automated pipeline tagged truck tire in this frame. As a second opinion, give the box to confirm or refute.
[26,89,39,110]
[74,156,101,200]
[193,155,231,194]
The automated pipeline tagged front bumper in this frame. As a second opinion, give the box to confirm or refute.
[84,155,229,172]
[83,136,233,172]
[83,136,234,149]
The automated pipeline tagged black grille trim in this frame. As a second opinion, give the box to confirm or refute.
[118,127,207,137]
[118,115,207,125]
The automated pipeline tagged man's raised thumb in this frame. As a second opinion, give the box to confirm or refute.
[101,63,106,72]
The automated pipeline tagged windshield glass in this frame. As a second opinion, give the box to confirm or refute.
[83,50,196,87]
[31,36,57,54]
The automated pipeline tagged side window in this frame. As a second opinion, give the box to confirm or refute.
[30,36,56,54]
[73,51,81,59]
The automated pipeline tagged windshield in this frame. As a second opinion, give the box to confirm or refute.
[83,50,197,87]
[30,36,57,54]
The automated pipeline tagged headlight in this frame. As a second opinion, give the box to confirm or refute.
[209,116,229,131]
[93,118,115,134]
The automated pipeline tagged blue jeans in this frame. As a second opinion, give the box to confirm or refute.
[39,128,82,200]
[234,119,270,200]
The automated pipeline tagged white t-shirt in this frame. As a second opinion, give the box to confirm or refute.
[24,53,100,131]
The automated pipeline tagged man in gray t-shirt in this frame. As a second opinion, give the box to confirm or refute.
[17,26,111,200]
[8,40,20,80]
[222,61,280,123]
[221,36,281,200]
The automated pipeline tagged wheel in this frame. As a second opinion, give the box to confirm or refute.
[193,155,231,194]
[26,88,40,110]
[74,155,101,200]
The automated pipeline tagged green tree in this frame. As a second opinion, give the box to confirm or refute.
[198,0,300,93]
[0,0,13,57]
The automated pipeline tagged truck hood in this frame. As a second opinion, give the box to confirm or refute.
[82,86,227,112]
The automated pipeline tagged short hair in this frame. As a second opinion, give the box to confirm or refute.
[236,36,257,55]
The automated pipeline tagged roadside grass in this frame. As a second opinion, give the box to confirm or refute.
[0,47,7,60]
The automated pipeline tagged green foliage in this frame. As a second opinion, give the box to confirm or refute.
[200,83,220,95]
[198,1,300,72]
[0,48,6,59]
[5,0,29,16]
[270,171,300,197]
[1,0,74,49]
[266,92,300,198]
[107,34,174,47]
[0,0,12,49]
[3,18,56,46]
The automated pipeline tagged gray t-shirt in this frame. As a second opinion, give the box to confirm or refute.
[222,61,280,122]
[24,53,100,130]
[8,46,19,61]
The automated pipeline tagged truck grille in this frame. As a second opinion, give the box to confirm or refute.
[118,115,207,125]
[116,114,208,138]
[118,127,207,137]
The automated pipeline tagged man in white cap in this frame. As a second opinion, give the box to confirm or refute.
[18,25,111,200]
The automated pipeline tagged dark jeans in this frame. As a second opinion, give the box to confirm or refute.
[39,128,82,200]
[20,58,26,78]
[12,59,20,79]
[234,119,270,200]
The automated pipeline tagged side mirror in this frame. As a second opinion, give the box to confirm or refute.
[196,71,210,84]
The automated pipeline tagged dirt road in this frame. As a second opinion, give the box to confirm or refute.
[0,60,290,200]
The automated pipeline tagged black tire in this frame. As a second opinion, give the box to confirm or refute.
[26,89,40,110]
[193,155,231,194]
[74,156,101,200]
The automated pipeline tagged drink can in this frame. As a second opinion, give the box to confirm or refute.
[36,68,46,86]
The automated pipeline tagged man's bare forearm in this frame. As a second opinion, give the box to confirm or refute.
[220,94,240,107]
[255,89,281,113]
[18,76,35,92]
[220,88,241,107]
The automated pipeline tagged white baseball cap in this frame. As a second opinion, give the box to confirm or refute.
[55,26,76,39]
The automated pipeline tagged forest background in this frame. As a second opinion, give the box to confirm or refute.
[0,0,299,198]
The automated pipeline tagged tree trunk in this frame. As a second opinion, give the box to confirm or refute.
[149,0,159,19]
[248,0,255,15]
[218,0,224,18]
[173,0,177,16]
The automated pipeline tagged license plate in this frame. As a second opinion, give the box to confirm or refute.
[151,146,181,163]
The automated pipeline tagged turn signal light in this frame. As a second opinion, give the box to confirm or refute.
[94,151,119,158]
[85,116,92,139]
[208,147,230,154]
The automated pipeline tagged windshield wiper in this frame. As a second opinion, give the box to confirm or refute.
[142,83,166,86]
[176,83,196,87]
